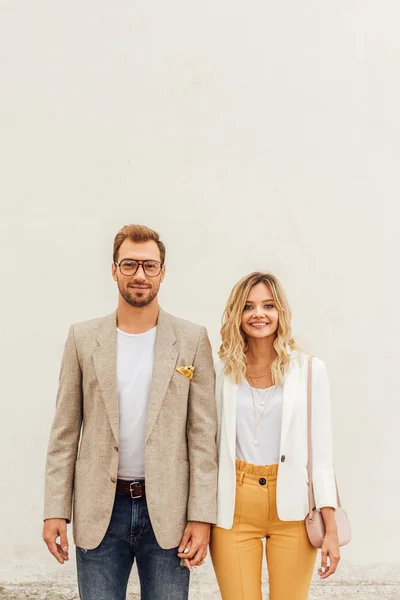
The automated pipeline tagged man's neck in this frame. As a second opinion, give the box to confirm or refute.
[117,298,159,334]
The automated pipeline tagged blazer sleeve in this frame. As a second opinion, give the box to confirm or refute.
[311,358,338,510]
[186,327,218,523]
[214,360,224,450]
[43,325,83,522]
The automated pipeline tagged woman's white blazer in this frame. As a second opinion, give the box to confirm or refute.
[215,351,337,529]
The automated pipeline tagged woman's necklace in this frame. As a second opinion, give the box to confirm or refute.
[247,372,272,405]
[246,372,269,379]
[248,374,270,405]
[248,383,276,445]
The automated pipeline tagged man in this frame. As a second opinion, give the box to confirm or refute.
[43,224,218,600]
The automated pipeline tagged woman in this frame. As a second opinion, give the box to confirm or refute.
[210,272,340,600]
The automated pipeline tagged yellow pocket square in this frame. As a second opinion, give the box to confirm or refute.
[175,365,195,380]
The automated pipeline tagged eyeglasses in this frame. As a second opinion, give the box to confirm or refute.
[114,259,164,277]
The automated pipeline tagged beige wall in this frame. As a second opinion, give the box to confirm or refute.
[0,0,398,581]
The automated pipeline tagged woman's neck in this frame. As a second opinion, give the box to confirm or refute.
[246,336,277,370]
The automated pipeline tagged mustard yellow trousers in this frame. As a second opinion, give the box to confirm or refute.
[210,461,317,600]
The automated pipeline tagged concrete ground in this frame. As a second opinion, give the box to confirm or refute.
[1,583,400,600]
[1,561,399,600]
[0,583,399,600]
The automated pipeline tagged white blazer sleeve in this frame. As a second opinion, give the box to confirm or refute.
[311,358,337,510]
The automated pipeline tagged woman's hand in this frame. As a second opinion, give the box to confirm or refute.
[318,530,340,579]
[318,507,341,579]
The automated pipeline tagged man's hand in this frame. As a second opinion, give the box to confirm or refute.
[177,522,210,570]
[42,518,69,564]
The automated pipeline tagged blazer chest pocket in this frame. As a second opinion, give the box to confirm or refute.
[170,369,192,391]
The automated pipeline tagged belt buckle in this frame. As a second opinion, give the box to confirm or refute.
[129,481,143,499]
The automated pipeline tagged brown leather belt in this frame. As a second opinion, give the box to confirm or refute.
[116,479,146,499]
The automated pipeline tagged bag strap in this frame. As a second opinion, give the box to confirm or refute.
[307,356,341,518]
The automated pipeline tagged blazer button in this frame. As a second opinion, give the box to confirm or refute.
[259,478,266,486]
[110,476,116,483]
[280,455,286,463]
[114,446,119,452]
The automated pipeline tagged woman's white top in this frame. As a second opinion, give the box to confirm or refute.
[215,351,337,529]
[236,383,283,465]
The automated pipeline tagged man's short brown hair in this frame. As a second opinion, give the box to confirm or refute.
[113,225,166,264]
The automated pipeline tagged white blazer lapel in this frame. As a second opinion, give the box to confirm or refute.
[280,353,299,446]
[222,374,238,461]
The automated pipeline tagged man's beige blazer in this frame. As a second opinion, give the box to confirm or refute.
[44,308,218,550]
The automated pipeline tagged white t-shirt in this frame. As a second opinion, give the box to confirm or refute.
[117,326,157,480]
[236,382,283,466]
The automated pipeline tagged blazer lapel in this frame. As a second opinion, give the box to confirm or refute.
[92,311,119,443]
[145,308,178,443]
[222,372,238,461]
[280,351,299,447]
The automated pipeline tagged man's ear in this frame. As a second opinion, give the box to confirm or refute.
[160,264,166,283]
[111,263,118,281]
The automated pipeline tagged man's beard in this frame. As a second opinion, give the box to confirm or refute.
[119,283,159,308]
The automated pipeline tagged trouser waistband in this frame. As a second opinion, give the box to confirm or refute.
[236,459,278,485]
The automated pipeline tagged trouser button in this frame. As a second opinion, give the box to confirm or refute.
[259,477,266,486]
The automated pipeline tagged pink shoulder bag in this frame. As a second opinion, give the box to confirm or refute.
[304,356,351,548]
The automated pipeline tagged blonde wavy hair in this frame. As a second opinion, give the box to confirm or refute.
[219,272,302,386]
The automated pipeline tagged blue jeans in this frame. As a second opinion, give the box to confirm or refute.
[76,487,190,600]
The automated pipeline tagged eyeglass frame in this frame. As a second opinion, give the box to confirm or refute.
[114,258,164,277]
